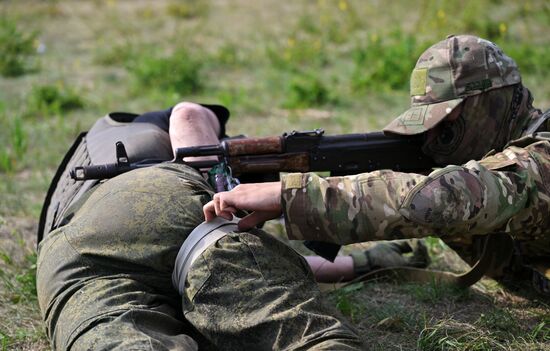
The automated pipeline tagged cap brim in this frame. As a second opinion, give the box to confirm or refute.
[383,98,463,136]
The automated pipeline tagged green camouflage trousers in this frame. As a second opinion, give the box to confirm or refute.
[37,164,363,350]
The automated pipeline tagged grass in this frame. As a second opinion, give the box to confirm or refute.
[0,109,28,174]
[0,219,47,350]
[0,0,550,350]
[0,16,38,77]
[26,84,85,118]
[165,0,210,20]
[351,31,424,92]
[126,48,204,95]
[327,278,550,350]
[330,282,365,322]
[283,71,335,108]
[403,279,473,304]
[417,309,550,351]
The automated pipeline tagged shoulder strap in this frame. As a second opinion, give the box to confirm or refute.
[524,108,550,135]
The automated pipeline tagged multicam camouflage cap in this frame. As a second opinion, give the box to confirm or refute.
[384,34,522,135]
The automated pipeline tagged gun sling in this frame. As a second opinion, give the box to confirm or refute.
[320,233,514,291]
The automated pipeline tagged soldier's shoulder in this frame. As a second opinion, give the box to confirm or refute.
[508,133,550,163]
[506,132,550,149]
[478,133,550,171]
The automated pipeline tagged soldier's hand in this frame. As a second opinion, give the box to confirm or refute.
[363,239,430,269]
[203,182,282,230]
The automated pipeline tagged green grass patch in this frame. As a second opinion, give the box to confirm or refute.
[351,31,426,92]
[414,295,548,350]
[283,71,336,109]
[476,308,527,343]
[265,36,329,72]
[0,253,37,304]
[306,0,363,45]
[500,43,550,77]
[416,308,545,351]
[0,107,28,173]
[329,282,365,322]
[26,84,85,119]
[93,42,139,66]
[165,0,209,19]
[0,219,44,350]
[216,87,269,116]
[368,302,419,333]
[529,320,549,342]
[0,16,38,77]
[213,43,250,67]
[127,48,203,95]
[402,280,472,304]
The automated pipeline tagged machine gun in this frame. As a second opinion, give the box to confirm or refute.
[70,128,437,261]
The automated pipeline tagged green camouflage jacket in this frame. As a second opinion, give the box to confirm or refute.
[281,133,550,262]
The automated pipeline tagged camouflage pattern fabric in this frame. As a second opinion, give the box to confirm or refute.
[382,34,544,166]
[352,239,430,275]
[384,34,521,136]
[377,33,548,285]
[420,85,540,165]
[37,163,364,350]
[281,133,550,281]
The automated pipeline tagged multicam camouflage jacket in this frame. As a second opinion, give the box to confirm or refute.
[281,132,550,263]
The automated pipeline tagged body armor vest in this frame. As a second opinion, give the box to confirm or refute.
[38,112,173,243]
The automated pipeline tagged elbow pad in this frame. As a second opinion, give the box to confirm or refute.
[400,167,484,228]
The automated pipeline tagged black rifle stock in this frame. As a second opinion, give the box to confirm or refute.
[70,129,436,261]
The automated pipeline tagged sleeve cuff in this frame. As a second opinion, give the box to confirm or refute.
[281,173,311,241]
